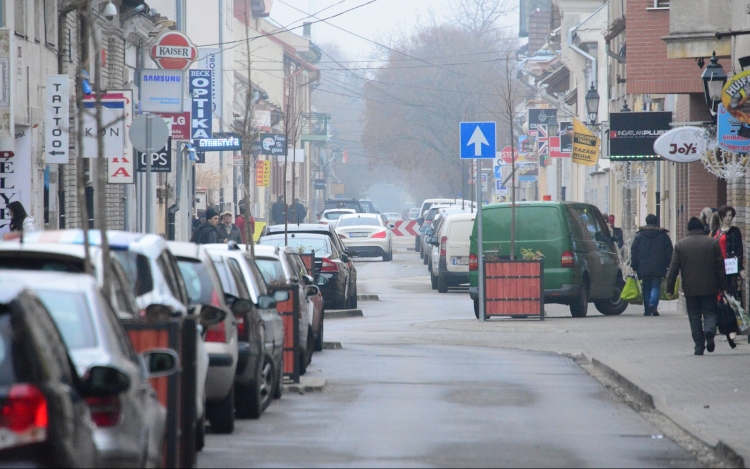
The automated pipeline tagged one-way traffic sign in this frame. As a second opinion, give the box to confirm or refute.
[460,122,496,159]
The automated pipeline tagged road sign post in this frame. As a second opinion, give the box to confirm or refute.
[460,122,495,322]
[130,114,170,233]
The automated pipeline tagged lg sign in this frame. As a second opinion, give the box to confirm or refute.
[150,32,198,70]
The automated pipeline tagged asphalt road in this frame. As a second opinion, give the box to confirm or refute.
[198,238,701,468]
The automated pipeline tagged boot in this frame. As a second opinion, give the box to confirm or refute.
[643,305,652,316]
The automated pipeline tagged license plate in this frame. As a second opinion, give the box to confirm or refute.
[349,232,369,238]
[452,257,468,265]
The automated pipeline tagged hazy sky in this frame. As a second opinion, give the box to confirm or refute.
[267,0,454,60]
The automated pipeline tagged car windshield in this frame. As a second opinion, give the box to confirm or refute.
[359,201,376,213]
[325,201,360,211]
[176,258,221,306]
[35,290,98,350]
[0,253,85,273]
[259,236,331,256]
[255,257,287,285]
[323,211,352,220]
[337,217,381,227]
[112,250,154,296]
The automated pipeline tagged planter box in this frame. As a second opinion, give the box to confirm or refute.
[483,259,544,320]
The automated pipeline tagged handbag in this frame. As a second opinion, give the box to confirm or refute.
[620,276,643,305]
[660,277,680,301]
[726,295,750,334]
[717,300,739,336]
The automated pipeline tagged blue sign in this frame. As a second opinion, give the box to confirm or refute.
[195,132,242,152]
[460,122,496,159]
[717,104,750,153]
[189,70,212,140]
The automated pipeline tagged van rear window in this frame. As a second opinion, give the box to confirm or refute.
[517,207,563,241]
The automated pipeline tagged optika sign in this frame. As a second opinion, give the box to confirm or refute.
[150,32,198,70]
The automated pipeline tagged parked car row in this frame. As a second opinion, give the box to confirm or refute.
[0,228,331,466]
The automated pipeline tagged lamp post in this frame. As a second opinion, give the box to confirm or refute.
[701,51,727,116]
[585,83,600,125]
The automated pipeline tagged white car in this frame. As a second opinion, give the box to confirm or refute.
[428,212,476,292]
[381,212,402,224]
[335,213,394,261]
[319,208,356,229]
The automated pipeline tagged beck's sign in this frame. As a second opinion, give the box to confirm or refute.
[189,70,212,140]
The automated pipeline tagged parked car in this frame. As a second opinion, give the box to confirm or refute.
[0,271,180,468]
[358,199,378,213]
[407,207,421,220]
[283,249,325,352]
[381,212,402,223]
[323,198,364,213]
[415,198,475,252]
[419,205,453,260]
[423,206,476,268]
[319,208,356,229]
[468,201,627,318]
[0,282,134,467]
[253,245,316,374]
[204,244,286,414]
[427,213,476,293]
[168,242,239,434]
[260,224,358,308]
[335,213,394,261]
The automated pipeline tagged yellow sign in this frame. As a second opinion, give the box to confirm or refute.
[252,221,266,242]
[330,183,345,195]
[255,160,270,187]
[571,118,599,166]
[722,69,750,123]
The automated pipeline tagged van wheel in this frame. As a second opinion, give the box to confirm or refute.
[570,282,589,318]
[423,251,429,265]
[473,299,480,319]
[430,270,438,290]
[595,279,628,316]
[415,236,420,252]
[208,387,235,434]
[195,414,205,451]
[438,273,448,293]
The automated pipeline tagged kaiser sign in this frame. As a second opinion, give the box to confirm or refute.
[652,126,705,163]
[150,31,198,70]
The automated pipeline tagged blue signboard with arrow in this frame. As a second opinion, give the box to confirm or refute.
[460,122,496,159]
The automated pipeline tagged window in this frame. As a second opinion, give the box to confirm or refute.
[259,236,331,254]
[113,251,154,297]
[176,258,222,307]
[255,258,287,286]
[651,0,669,8]
[34,0,41,41]
[14,0,26,37]
[44,0,54,46]
[227,258,251,299]
[35,290,98,350]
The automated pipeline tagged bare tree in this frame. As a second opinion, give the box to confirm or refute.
[196,165,223,206]
[450,0,516,39]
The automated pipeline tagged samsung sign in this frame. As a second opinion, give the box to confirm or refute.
[141,69,184,113]
[195,133,242,152]
[609,112,672,161]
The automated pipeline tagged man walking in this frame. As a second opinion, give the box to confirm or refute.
[235,205,255,244]
[291,198,307,224]
[271,195,286,225]
[218,211,242,244]
[631,214,673,316]
[666,217,728,355]
[194,208,220,244]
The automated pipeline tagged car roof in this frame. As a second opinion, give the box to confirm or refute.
[322,208,355,213]
[167,241,202,259]
[443,212,476,222]
[266,223,334,233]
[0,270,96,293]
[0,282,26,304]
[339,213,379,219]
[7,229,167,259]
[253,244,282,258]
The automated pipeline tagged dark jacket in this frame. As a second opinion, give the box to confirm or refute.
[271,201,287,225]
[630,225,674,278]
[290,203,307,223]
[194,223,219,245]
[715,226,744,271]
[666,229,727,297]
[218,223,242,244]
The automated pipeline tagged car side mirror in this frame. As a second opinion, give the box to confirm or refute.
[224,292,238,307]
[79,365,131,397]
[145,303,180,321]
[417,217,424,224]
[305,285,320,297]
[257,294,277,310]
[341,254,350,263]
[301,274,314,285]
[316,274,328,286]
[272,290,290,303]
[141,349,180,379]
[425,228,434,236]
[231,298,253,316]
[388,223,395,229]
[193,304,227,329]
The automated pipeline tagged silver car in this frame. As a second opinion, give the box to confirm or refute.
[0,271,176,468]
[335,213,394,261]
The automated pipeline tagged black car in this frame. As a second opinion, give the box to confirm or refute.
[323,199,364,213]
[0,283,131,467]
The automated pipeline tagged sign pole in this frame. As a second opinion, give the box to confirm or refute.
[476,158,485,322]
[146,114,153,233]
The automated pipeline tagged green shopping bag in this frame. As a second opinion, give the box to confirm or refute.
[620,276,643,305]
[660,277,680,301]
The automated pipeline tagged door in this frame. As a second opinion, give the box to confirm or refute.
[570,206,613,299]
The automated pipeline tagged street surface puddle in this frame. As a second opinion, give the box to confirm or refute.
[444,384,536,407]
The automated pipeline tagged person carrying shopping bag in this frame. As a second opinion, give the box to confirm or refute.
[712,205,747,343]
[630,214,673,316]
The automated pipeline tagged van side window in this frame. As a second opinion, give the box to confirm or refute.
[575,207,608,243]
[227,258,251,300]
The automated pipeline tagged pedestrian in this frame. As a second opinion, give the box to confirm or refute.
[218,211,242,244]
[7,201,36,232]
[709,212,721,237]
[193,208,220,244]
[235,205,255,244]
[291,198,307,224]
[666,217,728,355]
[630,214,673,316]
[271,195,287,225]
[700,207,715,235]
[712,205,745,308]
[608,214,624,249]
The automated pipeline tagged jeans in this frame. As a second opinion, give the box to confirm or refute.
[685,295,718,352]
[640,276,662,311]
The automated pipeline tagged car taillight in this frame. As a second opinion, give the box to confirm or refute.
[371,230,387,239]
[205,320,227,343]
[235,315,246,338]
[561,250,575,267]
[440,236,447,257]
[85,395,121,427]
[0,384,48,435]
[321,257,339,273]
[338,234,346,239]
[469,253,478,271]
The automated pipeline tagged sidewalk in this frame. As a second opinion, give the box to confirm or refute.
[418,302,750,467]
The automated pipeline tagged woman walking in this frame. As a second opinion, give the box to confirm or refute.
[713,205,745,346]
[7,201,35,233]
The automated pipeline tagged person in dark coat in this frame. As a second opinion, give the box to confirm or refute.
[194,208,220,244]
[630,214,674,316]
[217,212,242,244]
[271,195,287,225]
[290,198,307,224]
[608,214,624,249]
[666,217,729,355]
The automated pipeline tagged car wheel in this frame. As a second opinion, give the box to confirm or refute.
[383,250,392,262]
[195,413,205,452]
[349,282,358,309]
[259,356,274,412]
[299,346,308,375]
[306,328,314,366]
[473,299,480,319]
[430,269,438,290]
[594,277,628,316]
[423,251,429,265]
[570,281,589,318]
[314,316,324,352]
[414,236,420,251]
[208,386,235,434]
[273,354,283,399]
[437,272,448,293]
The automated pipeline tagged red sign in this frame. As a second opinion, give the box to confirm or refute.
[150,32,198,70]
[549,136,571,158]
[155,112,191,140]
[391,220,418,237]
[499,146,519,164]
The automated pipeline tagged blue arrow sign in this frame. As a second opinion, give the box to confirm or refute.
[460,122,496,159]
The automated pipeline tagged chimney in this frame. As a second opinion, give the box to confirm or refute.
[303,22,312,39]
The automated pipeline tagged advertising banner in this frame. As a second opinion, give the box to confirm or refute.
[108,90,134,184]
[0,31,12,139]
[609,111,671,160]
[0,130,31,234]
[722,69,750,125]
[255,159,270,187]
[559,121,573,154]
[527,108,557,137]
[652,126,705,163]
[196,48,222,121]
[717,104,750,153]
[572,118,599,166]
[156,112,190,140]
[82,94,126,158]
[141,69,184,113]
[136,138,172,172]
[195,132,242,152]
[536,124,549,155]
[189,70,212,139]
[45,75,70,164]
[259,133,286,155]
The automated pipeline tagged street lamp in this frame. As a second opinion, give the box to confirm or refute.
[701,51,727,116]
[585,83,600,125]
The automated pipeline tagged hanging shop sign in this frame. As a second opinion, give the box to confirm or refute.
[0,130,31,234]
[572,118,599,166]
[0,31,12,140]
[722,69,750,125]
[255,160,270,187]
[559,121,573,154]
[155,112,191,140]
[259,133,286,155]
[141,69,184,113]
[527,108,557,137]
[150,31,198,70]
[609,111,671,161]
[653,126,705,163]
[82,94,126,158]
[717,104,750,153]
[196,48,222,120]
[195,132,242,152]
[136,138,172,172]
[189,70,212,140]
[108,90,134,184]
[45,75,70,164]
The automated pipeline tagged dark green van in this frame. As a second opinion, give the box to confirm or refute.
[468,201,627,318]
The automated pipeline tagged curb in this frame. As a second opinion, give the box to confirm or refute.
[283,377,326,394]
[324,309,363,319]
[357,294,380,301]
[589,357,747,468]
